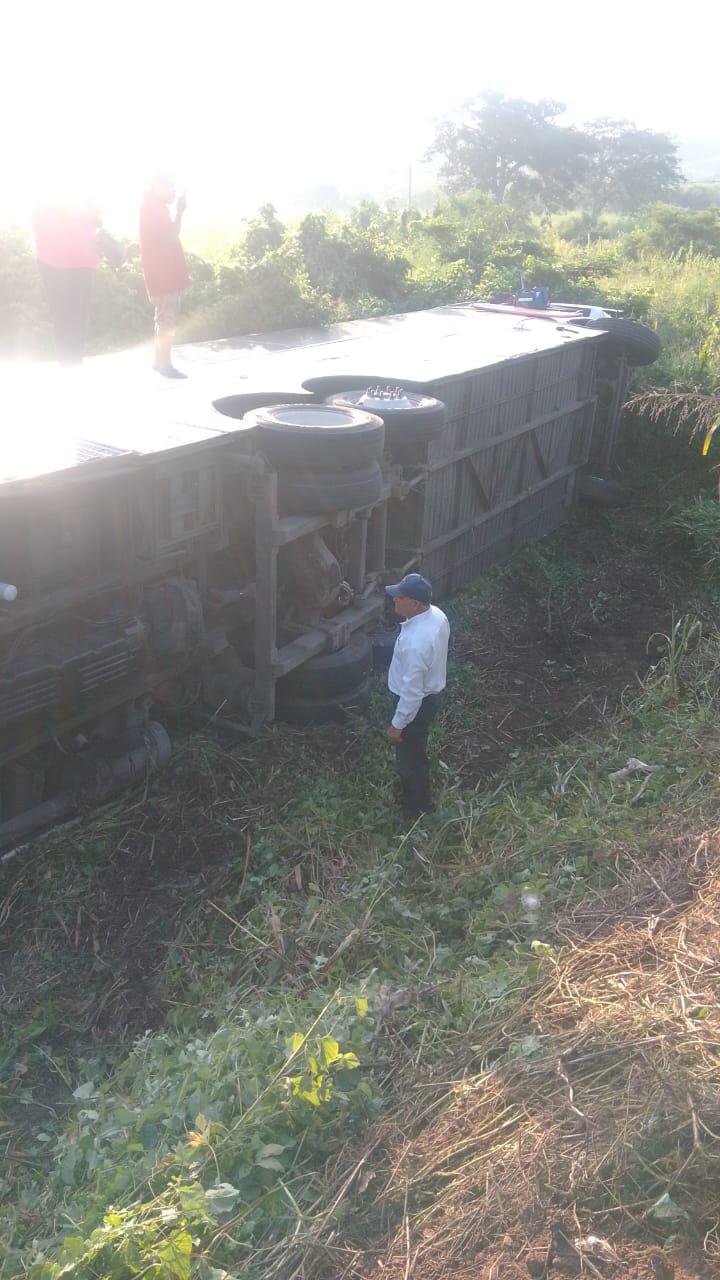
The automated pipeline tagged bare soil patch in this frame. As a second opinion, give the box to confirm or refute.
[446,528,678,780]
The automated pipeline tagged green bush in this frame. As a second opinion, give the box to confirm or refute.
[12,995,378,1278]
[626,203,720,258]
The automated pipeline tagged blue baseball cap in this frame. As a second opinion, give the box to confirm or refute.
[385,573,432,604]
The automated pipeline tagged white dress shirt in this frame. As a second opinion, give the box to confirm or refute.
[388,604,450,730]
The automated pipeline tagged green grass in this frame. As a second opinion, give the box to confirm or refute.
[5,662,719,1277]
[591,247,720,387]
[2,427,720,1278]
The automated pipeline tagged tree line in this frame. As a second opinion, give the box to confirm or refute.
[427,93,682,216]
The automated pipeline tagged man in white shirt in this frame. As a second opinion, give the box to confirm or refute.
[386,573,450,820]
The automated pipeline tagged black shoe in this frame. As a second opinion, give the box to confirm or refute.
[154,364,187,379]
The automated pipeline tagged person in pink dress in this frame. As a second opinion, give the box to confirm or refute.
[139,175,189,378]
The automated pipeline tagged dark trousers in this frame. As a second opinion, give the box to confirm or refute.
[393,693,442,816]
[39,264,93,364]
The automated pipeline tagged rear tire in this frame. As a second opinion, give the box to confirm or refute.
[276,677,372,725]
[279,631,371,698]
[581,317,661,366]
[278,462,383,515]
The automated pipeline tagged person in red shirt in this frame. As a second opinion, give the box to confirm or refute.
[139,174,189,378]
[33,199,102,364]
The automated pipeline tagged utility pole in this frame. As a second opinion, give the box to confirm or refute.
[407,166,412,211]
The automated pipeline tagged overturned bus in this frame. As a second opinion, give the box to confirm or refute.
[0,302,657,844]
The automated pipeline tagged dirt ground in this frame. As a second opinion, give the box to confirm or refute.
[447,528,675,779]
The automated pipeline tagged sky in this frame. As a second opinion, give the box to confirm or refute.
[3,0,719,236]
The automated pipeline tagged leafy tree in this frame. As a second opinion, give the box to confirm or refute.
[427,93,590,208]
[238,203,285,265]
[428,97,681,219]
[578,119,682,217]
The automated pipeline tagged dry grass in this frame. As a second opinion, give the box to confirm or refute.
[300,833,720,1280]
[627,389,720,445]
